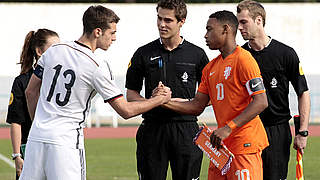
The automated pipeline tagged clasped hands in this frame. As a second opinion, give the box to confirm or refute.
[152,81,172,104]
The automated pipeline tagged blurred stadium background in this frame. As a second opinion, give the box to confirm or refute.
[0,2,320,127]
[1,1,320,180]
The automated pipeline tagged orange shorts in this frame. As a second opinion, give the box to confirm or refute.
[208,151,262,180]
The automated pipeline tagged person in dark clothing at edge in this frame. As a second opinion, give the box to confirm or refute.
[236,1,311,179]
[6,29,59,180]
[125,0,209,179]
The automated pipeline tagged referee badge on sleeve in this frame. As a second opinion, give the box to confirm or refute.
[299,63,304,75]
[128,60,132,69]
[9,93,14,106]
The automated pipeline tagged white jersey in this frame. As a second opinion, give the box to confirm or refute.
[28,41,122,149]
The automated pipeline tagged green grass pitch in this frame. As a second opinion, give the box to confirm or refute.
[0,137,319,180]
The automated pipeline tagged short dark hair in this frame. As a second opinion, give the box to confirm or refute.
[156,0,187,22]
[82,5,120,35]
[237,0,266,27]
[209,10,239,36]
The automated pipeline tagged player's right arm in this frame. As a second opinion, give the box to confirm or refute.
[163,91,209,116]
[25,74,41,120]
[127,89,146,102]
[109,89,171,119]
[127,81,169,102]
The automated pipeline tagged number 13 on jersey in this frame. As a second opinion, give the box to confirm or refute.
[46,64,76,106]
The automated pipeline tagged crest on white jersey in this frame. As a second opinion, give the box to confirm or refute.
[224,66,232,80]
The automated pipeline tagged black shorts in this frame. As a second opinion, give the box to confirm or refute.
[136,120,203,180]
[262,122,292,180]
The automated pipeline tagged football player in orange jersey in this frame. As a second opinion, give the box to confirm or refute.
[156,10,269,179]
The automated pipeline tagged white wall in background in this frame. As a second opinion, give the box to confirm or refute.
[0,3,320,78]
[1,3,320,123]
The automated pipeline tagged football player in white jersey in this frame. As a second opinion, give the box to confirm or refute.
[20,5,171,180]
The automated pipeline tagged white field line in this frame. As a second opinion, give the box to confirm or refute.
[0,153,15,168]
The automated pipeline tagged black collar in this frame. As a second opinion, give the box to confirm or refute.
[158,37,185,51]
[75,41,92,51]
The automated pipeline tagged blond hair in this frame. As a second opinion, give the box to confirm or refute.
[237,0,266,27]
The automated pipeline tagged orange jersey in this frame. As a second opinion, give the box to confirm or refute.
[198,46,269,154]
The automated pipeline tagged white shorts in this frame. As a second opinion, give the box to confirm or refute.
[19,141,86,180]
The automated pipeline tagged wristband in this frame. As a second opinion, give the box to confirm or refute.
[11,153,21,160]
[227,121,237,131]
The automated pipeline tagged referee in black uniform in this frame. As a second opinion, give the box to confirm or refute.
[237,1,310,179]
[6,29,59,179]
[7,69,33,162]
[125,0,209,179]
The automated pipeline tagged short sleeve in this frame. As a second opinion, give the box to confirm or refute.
[125,48,144,92]
[197,65,209,95]
[238,51,265,96]
[196,49,209,83]
[6,78,27,124]
[34,54,46,79]
[285,48,309,96]
[37,54,45,69]
[93,62,123,102]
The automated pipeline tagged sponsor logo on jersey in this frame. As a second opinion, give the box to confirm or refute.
[244,143,251,147]
[150,56,161,61]
[224,66,231,80]
[9,93,13,106]
[209,71,215,76]
[270,77,277,88]
[182,72,188,83]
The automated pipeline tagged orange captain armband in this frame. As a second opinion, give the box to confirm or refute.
[227,121,237,131]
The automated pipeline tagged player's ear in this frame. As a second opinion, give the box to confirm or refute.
[179,18,186,27]
[35,47,42,59]
[223,24,229,34]
[255,15,263,26]
[94,28,102,38]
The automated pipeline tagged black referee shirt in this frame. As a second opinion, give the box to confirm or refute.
[126,38,209,122]
[6,69,33,144]
[243,39,309,126]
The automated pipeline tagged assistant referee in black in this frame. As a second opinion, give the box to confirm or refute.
[237,1,310,179]
[125,1,209,179]
[6,29,59,180]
